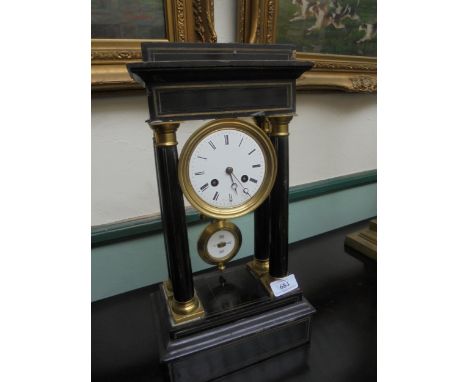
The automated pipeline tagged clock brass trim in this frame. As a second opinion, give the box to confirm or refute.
[247,258,270,277]
[148,121,180,146]
[161,285,205,324]
[197,220,242,270]
[179,119,277,219]
[269,115,294,137]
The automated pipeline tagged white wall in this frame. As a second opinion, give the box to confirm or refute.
[213,0,237,43]
[91,92,376,225]
[290,93,376,185]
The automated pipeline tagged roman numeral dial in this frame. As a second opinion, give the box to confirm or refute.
[178,119,277,219]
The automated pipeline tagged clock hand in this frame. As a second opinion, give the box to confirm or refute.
[231,181,238,194]
[231,170,251,198]
[225,167,239,194]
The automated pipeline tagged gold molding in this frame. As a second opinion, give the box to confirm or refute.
[91,0,216,91]
[91,39,167,90]
[297,52,377,92]
[237,0,278,44]
[236,0,377,93]
[193,0,217,43]
[350,75,377,93]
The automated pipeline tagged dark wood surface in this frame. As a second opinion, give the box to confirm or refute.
[92,219,376,382]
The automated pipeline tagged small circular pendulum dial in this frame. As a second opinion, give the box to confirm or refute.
[197,220,242,270]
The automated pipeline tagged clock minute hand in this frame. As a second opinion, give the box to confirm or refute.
[231,170,251,198]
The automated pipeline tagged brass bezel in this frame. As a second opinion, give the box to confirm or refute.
[178,118,277,219]
[197,220,242,269]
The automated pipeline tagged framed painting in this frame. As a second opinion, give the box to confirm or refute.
[91,0,217,90]
[237,0,377,92]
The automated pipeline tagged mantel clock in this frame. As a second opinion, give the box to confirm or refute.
[127,42,316,382]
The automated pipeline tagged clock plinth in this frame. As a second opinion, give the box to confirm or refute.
[127,43,316,381]
[152,263,315,382]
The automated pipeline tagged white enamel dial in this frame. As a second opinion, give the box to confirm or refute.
[206,229,236,259]
[188,129,266,209]
[179,119,277,219]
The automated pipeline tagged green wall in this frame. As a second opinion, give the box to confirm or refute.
[91,171,376,301]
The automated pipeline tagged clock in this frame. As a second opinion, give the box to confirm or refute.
[197,220,242,271]
[127,43,316,381]
[178,119,277,219]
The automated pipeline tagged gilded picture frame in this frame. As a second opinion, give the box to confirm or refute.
[91,0,217,91]
[237,0,376,92]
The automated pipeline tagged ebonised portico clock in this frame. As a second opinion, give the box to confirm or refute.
[127,42,316,382]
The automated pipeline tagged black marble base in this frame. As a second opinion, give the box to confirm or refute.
[164,265,304,339]
[152,281,315,382]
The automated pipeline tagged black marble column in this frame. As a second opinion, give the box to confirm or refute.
[150,123,195,303]
[268,116,293,278]
[254,199,271,262]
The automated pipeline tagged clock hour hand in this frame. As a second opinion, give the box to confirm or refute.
[225,167,239,194]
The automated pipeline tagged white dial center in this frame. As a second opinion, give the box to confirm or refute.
[207,229,236,259]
